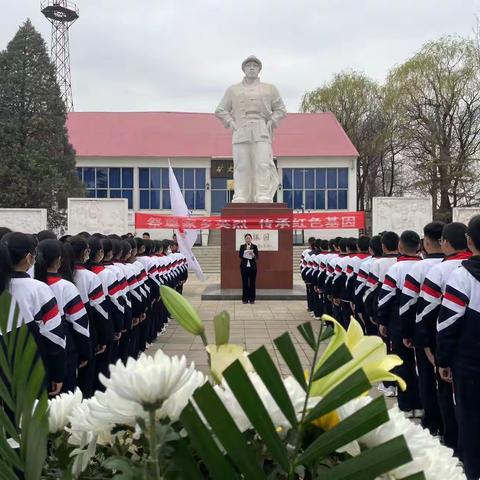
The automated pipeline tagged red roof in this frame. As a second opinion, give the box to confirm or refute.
[67,111,358,158]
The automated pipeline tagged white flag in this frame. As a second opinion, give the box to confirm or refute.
[168,162,205,281]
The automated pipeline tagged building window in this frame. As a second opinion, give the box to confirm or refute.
[139,167,206,210]
[77,167,133,208]
[282,167,348,210]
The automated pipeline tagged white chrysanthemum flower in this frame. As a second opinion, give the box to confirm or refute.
[157,369,207,422]
[47,389,83,434]
[100,350,199,409]
[337,396,465,479]
[67,398,114,447]
[214,373,315,432]
[90,389,145,428]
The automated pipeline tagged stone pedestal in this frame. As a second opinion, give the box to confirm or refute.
[220,203,293,290]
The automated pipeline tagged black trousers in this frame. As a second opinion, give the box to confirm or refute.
[306,284,314,311]
[340,302,353,329]
[241,267,256,302]
[62,350,79,394]
[94,342,113,392]
[415,348,442,434]
[390,334,422,411]
[364,315,378,336]
[437,375,458,453]
[118,329,131,363]
[312,290,323,318]
[453,369,480,479]
[324,295,333,316]
[332,303,342,325]
[77,355,96,399]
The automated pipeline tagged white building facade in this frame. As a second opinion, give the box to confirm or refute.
[68,112,359,244]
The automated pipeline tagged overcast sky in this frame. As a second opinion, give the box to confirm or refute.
[2,0,480,112]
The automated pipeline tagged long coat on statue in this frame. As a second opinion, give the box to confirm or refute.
[215,78,287,203]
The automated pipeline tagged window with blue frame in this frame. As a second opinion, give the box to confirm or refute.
[76,167,133,208]
[138,167,205,210]
[282,167,348,210]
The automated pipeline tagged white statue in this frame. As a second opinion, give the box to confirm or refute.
[215,56,287,203]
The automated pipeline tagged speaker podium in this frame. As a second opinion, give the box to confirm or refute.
[220,202,293,289]
[201,203,305,300]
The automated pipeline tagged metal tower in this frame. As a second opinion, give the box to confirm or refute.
[41,1,79,112]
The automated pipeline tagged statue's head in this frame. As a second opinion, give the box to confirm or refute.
[242,55,262,79]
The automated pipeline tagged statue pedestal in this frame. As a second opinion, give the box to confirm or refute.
[220,203,293,290]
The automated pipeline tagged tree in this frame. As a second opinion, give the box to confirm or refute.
[0,19,84,230]
[301,72,404,210]
[386,36,480,220]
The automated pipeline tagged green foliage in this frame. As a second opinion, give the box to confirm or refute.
[0,290,48,479]
[301,35,480,215]
[0,288,420,479]
[301,72,392,210]
[0,20,84,230]
[386,36,480,214]
[180,320,417,479]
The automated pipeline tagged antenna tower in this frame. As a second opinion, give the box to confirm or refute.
[41,1,79,112]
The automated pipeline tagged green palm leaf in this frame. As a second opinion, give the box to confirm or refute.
[0,290,48,479]
[164,274,420,480]
[319,436,413,480]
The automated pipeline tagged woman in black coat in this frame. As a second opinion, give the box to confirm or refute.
[239,233,259,304]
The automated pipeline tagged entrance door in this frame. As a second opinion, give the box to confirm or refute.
[211,177,234,213]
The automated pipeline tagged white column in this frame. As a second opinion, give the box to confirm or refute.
[348,158,357,211]
[132,167,140,212]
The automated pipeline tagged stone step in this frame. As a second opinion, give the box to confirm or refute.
[208,230,221,246]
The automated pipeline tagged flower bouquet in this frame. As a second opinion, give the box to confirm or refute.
[0,289,464,479]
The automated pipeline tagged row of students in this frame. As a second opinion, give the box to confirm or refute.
[300,220,480,479]
[0,228,188,400]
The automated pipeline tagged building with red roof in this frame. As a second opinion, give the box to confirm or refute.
[68,111,358,242]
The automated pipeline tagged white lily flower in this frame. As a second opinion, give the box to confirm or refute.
[47,389,83,434]
[312,317,406,397]
[100,350,199,410]
[206,343,254,383]
[337,396,465,479]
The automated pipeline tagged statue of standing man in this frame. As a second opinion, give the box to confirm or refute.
[215,56,287,203]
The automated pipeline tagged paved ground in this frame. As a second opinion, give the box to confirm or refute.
[148,273,317,376]
[148,273,398,413]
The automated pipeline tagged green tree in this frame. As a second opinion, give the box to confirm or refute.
[387,36,480,219]
[0,19,84,230]
[301,72,401,211]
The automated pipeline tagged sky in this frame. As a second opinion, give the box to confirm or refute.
[2,0,480,113]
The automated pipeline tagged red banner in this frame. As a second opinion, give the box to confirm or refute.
[135,211,365,231]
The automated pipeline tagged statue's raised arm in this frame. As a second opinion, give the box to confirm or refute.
[214,56,287,203]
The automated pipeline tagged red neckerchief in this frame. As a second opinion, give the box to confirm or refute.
[91,265,105,274]
[397,255,422,262]
[443,251,472,262]
[46,273,62,285]
[74,264,86,270]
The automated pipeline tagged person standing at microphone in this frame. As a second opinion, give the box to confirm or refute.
[239,233,259,304]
